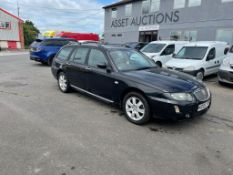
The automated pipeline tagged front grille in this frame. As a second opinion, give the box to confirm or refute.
[193,88,210,102]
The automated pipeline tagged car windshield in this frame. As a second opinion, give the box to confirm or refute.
[175,46,208,60]
[110,49,156,71]
[40,40,71,46]
[140,43,165,53]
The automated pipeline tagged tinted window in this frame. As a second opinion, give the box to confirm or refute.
[207,48,216,60]
[71,47,89,64]
[162,45,175,55]
[57,47,73,60]
[41,40,70,46]
[175,47,208,60]
[88,49,108,68]
[230,46,233,53]
[141,43,166,53]
[110,50,155,71]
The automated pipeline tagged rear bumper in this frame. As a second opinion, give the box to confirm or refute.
[218,69,233,84]
[148,96,211,120]
[30,52,48,63]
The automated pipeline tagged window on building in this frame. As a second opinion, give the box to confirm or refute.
[142,0,150,14]
[222,0,233,2]
[125,3,132,16]
[151,0,160,12]
[0,22,11,29]
[112,8,117,18]
[188,0,201,7]
[216,29,233,44]
[184,30,197,41]
[174,0,186,9]
[170,31,182,40]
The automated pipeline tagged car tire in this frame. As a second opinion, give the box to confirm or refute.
[155,61,162,68]
[58,72,71,93]
[123,92,151,125]
[48,56,55,66]
[196,70,204,80]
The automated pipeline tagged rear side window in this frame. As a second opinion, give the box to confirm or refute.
[41,40,70,46]
[57,47,73,60]
[70,47,89,64]
[88,49,108,68]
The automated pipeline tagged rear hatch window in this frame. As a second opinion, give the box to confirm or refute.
[40,40,71,46]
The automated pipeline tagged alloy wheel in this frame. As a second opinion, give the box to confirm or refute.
[125,96,145,121]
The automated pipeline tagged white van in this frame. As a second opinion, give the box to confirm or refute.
[140,41,188,67]
[218,45,233,84]
[165,41,229,80]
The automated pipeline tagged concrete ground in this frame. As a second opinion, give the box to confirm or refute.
[0,53,233,175]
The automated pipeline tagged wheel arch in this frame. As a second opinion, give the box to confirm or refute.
[120,87,149,109]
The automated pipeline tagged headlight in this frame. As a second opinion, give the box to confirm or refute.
[222,58,230,67]
[168,93,194,102]
[183,66,195,71]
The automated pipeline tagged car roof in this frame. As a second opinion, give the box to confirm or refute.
[43,38,76,41]
[149,40,188,45]
[183,41,228,47]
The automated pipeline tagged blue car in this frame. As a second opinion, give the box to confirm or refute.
[30,38,77,65]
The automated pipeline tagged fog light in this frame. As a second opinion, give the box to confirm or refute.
[174,105,180,113]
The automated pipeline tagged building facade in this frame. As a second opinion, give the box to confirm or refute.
[0,8,24,49]
[103,0,233,45]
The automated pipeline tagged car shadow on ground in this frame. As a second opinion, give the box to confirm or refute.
[69,88,205,134]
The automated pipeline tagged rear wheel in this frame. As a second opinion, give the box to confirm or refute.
[123,92,150,125]
[58,72,71,93]
[48,56,55,66]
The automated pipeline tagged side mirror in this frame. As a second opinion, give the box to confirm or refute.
[172,53,176,57]
[97,62,107,69]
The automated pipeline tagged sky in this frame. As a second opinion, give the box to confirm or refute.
[0,0,117,34]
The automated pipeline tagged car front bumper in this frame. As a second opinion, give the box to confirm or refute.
[148,96,211,120]
[218,69,233,84]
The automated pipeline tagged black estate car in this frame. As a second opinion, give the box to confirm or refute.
[51,44,211,124]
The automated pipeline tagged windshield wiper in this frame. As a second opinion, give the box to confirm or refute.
[135,66,154,70]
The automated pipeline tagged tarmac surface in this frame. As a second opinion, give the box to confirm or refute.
[0,53,233,175]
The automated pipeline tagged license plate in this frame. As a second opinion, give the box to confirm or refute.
[198,101,210,112]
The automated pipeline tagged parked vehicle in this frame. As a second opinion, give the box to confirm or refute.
[140,41,188,67]
[56,32,99,41]
[218,45,233,84]
[123,42,147,50]
[51,44,211,125]
[30,38,77,65]
[165,41,229,80]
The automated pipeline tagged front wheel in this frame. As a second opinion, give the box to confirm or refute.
[196,70,204,81]
[58,72,71,93]
[123,92,151,125]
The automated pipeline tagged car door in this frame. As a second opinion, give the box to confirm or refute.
[86,49,115,101]
[159,44,175,65]
[205,47,217,75]
[65,47,90,90]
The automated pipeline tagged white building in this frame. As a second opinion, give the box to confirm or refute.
[0,8,24,49]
